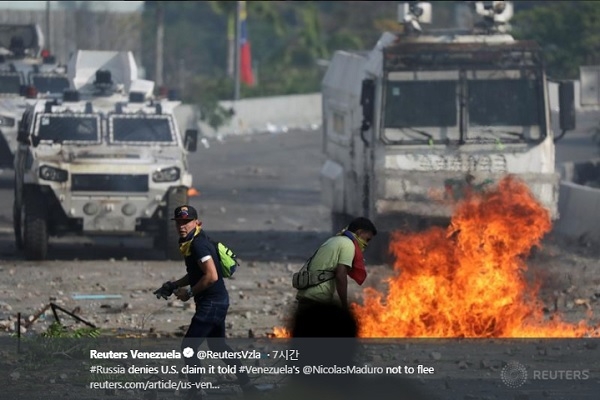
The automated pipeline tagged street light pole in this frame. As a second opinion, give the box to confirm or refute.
[155,2,164,88]
[45,1,51,52]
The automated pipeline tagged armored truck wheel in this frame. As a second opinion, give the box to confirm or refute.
[13,201,23,250]
[13,188,23,250]
[23,193,48,260]
[164,187,188,260]
[13,155,26,250]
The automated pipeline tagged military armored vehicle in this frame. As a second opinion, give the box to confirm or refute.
[13,50,198,260]
[0,24,67,168]
[320,1,576,260]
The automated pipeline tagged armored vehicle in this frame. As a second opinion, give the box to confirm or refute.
[320,1,576,260]
[13,50,198,260]
[1,24,68,168]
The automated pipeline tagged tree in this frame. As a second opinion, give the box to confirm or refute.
[139,0,403,131]
[513,1,600,79]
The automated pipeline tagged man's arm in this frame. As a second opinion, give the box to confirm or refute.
[172,275,190,288]
[154,274,189,299]
[334,264,350,308]
[175,258,218,301]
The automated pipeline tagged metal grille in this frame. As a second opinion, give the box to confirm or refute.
[384,42,542,71]
[71,174,148,192]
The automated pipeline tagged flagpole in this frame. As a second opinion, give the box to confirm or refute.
[233,1,241,101]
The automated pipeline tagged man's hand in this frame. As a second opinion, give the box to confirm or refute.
[334,264,349,309]
[174,287,192,302]
[153,281,178,300]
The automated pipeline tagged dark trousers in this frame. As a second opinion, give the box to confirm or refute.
[181,300,250,388]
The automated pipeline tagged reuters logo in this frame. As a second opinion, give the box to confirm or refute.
[501,361,528,388]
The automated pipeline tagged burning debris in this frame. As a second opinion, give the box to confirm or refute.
[355,177,597,338]
[275,177,598,338]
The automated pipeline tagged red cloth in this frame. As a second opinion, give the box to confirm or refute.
[239,2,254,86]
[342,231,367,285]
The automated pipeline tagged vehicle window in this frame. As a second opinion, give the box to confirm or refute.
[32,75,70,94]
[36,115,100,142]
[109,116,175,143]
[468,79,540,126]
[384,80,457,128]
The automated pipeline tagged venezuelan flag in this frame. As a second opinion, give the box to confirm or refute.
[239,1,254,86]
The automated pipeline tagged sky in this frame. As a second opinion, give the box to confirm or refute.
[0,1,144,12]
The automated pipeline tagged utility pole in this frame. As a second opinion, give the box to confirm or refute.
[45,1,51,52]
[155,2,164,89]
[233,1,241,101]
[227,13,235,78]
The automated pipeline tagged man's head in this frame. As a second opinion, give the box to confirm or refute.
[171,205,200,238]
[347,217,377,248]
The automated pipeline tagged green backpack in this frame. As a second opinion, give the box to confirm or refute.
[211,240,239,278]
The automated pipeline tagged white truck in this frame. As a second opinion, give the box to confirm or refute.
[0,24,68,168]
[320,1,576,260]
[13,50,198,260]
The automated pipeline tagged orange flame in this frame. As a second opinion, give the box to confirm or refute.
[272,326,290,338]
[187,187,200,197]
[271,176,597,338]
[355,176,596,338]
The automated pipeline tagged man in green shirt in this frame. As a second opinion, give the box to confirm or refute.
[296,217,377,309]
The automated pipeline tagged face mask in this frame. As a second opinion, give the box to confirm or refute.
[349,231,369,251]
[356,236,369,251]
[179,225,201,256]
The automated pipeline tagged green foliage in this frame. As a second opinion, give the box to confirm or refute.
[140,0,389,111]
[43,322,101,338]
[513,1,600,79]
[184,74,234,131]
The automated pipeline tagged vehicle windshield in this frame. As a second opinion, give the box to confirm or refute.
[382,75,542,143]
[36,115,99,142]
[384,80,457,128]
[32,75,70,94]
[468,79,540,127]
[110,116,175,143]
[0,74,21,94]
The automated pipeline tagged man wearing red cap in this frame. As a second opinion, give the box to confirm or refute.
[153,205,257,399]
[295,217,377,310]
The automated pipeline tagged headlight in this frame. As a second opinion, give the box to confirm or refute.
[152,167,180,182]
[0,115,16,127]
[39,165,68,182]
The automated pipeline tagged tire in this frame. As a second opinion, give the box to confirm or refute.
[13,201,23,250]
[23,193,48,260]
[13,158,25,250]
[164,187,188,260]
[13,185,23,250]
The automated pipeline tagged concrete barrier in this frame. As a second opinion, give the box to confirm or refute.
[555,159,600,244]
[177,93,322,137]
[548,80,600,113]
